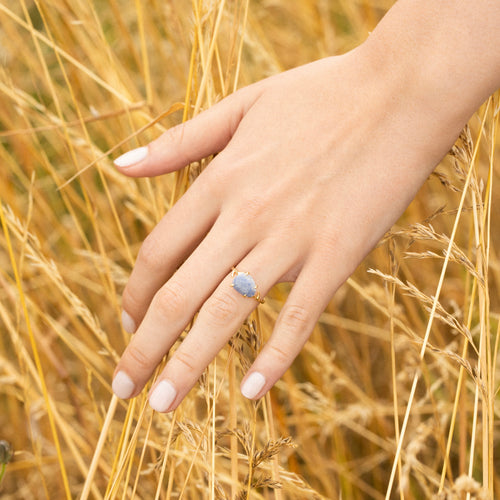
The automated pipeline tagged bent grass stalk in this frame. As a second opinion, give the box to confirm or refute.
[0,202,71,498]
[385,98,493,499]
[0,1,499,499]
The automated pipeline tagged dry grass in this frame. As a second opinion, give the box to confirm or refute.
[0,1,499,498]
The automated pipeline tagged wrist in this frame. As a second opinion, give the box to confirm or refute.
[359,0,499,137]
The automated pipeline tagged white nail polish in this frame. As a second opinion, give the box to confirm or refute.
[114,146,148,168]
[149,380,177,412]
[241,372,266,399]
[112,371,135,399]
[121,310,136,334]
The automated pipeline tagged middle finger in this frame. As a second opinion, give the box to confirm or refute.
[148,240,297,412]
[112,213,256,399]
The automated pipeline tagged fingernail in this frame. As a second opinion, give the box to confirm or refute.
[241,372,266,399]
[121,310,136,334]
[114,146,148,168]
[149,380,177,412]
[112,371,135,399]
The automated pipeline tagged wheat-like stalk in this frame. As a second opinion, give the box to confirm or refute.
[0,1,498,499]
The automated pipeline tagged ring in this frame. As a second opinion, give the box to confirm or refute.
[230,267,265,304]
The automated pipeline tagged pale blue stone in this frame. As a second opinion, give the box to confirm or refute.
[232,272,256,298]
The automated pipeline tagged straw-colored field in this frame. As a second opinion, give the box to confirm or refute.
[0,1,498,498]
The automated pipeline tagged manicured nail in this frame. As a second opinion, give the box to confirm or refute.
[121,310,136,334]
[241,372,266,399]
[112,371,135,399]
[114,146,148,168]
[149,380,177,412]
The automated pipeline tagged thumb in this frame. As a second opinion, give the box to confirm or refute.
[113,86,260,177]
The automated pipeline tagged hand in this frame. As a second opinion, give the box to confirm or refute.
[111,44,464,412]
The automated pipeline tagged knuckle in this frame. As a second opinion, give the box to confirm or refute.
[243,195,267,222]
[161,124,190,165]
[154,281,187,318]
[315,230,342,260]
[278,304,311,333]
[121,283,141,317]
[204,291,238,327]
[126,344,152,371]
[267,343,291,365]
[172,350,199,374]
[137,234,164,271]
[160,123,184,147]
[201,161,227,197]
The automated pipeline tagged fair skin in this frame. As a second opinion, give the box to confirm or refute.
[111,0,500,412]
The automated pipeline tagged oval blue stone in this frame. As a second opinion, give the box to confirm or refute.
[232,272,256,298]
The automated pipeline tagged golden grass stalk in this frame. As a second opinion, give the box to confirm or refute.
[0,1,499,499]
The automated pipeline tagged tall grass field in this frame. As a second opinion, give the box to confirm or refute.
[0,1,499,498]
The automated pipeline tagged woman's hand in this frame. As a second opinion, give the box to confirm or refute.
[110,38,475,412]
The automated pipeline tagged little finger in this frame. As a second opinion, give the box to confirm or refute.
[147,244,297,412]
[240,257,344,400]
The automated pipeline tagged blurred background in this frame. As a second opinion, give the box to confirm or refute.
[0,1,498,498]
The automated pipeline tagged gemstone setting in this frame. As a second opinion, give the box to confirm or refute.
[232,272,256,298]
[230,267,265,304]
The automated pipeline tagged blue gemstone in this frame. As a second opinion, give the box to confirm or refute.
[232,272,256,298]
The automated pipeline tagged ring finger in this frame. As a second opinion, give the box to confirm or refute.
[147,242,299,413]
[112,213,252,399]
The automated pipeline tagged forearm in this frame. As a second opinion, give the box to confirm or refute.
[362,0,500,127]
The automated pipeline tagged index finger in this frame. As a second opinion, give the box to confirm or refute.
[120,167,222,332]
